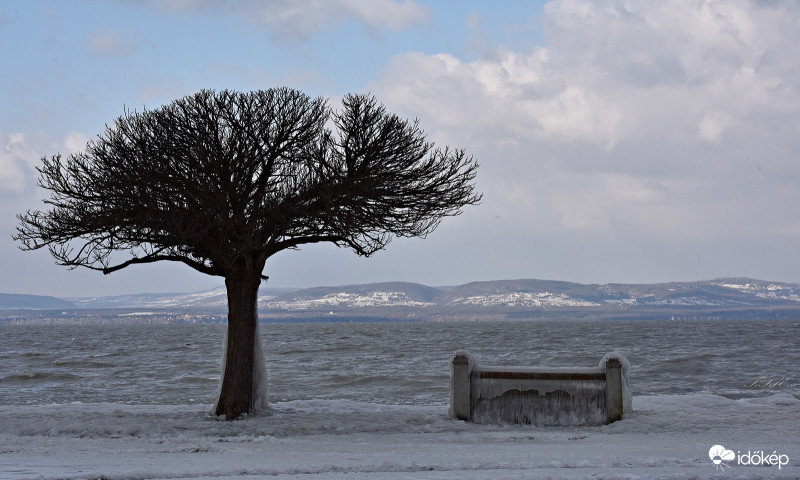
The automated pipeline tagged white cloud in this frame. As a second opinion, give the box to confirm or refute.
[0,132,90,194]
[0,133,28,193]
[146,0,429,40]
[371,50,625,150]
[697,113,731,143]
[366,0,800,281]
[378,2,800,148]
[340,0,428,31]
[548,173,667,232]
[64,132,89,154]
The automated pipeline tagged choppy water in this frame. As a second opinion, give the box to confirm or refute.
[1,319,798,406]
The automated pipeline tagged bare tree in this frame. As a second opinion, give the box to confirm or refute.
[14,88,481,419]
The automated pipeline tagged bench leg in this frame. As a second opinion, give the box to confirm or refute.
[452,353,472,421]
[605,358,623,423]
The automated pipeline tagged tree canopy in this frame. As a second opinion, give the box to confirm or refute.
[16,88,480,280]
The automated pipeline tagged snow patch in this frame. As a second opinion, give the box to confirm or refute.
[265,291,435,310]
[450,292,599,307]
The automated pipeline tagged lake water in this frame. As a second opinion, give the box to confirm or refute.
[1,319,798,407]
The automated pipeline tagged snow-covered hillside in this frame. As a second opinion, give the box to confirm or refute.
[7,277,800,323]
[264,291,435,310]
[448,291,599,308]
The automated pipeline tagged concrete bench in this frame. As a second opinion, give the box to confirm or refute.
[450,352,631,425]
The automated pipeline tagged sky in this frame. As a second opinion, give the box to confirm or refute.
[2,0,800,297]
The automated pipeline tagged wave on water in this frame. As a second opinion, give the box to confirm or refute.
[0,319,798,406]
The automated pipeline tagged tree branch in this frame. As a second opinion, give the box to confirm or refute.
[99,254,223,277]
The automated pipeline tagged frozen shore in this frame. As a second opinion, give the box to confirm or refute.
[2,393,799,479]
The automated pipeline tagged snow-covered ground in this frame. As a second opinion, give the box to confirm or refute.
[2,393,799,479]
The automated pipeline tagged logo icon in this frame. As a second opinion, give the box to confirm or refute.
[709,444,735,471]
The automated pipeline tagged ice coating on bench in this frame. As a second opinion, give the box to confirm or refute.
[450,352,631,425]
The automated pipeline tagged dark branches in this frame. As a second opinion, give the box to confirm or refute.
[14,87,481,279]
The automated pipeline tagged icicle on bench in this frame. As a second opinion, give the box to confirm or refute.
[450,352,631,425]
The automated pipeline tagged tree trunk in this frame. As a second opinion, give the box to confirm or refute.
[215,272,263,419]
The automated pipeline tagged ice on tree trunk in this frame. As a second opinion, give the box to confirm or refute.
[214,322,269,415]
[250,321,269,412]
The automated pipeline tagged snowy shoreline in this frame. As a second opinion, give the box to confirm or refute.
[2,394,799,479]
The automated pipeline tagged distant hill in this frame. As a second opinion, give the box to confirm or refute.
[255,277,800,315]
[4,277,800,323]
[434,277,800,308]
[439,279,600,305]
[275,282,442,303]
[260,282,443,312]
[66,286,298,309]
[0,293,75,310]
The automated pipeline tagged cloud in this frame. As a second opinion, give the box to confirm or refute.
[144,0,429,40]
[0,132,89,194]
[370,50,624,151]
[548,173,668,232]
[0,134,29,193]
[365,0,800,281]
[64,132,90,154]
[376,2,800,149]
[340,0,429,31]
